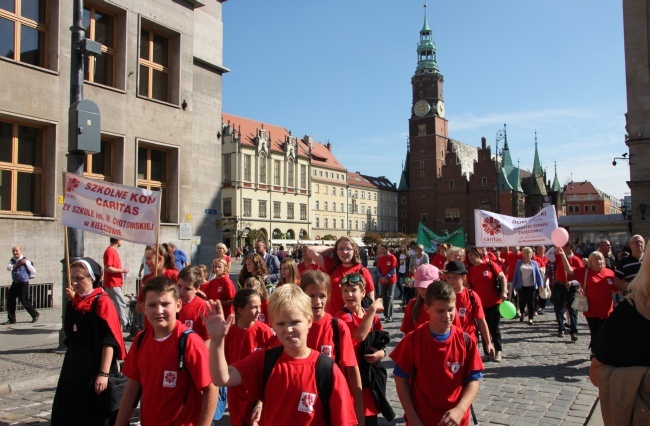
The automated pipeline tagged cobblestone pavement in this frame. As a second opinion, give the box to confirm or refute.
[0,297,601,425]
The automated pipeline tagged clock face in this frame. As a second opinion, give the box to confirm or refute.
[436,101,446,118]
[414,100,430,118]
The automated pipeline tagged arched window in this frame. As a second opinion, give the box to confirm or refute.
[449,180,454,189]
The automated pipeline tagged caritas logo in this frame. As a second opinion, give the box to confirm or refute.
[67,177,81,193]
[482,217,502,236]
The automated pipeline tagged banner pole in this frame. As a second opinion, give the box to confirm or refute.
[153,191,162,278]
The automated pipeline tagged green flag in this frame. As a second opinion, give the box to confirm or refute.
[416,223,465,252]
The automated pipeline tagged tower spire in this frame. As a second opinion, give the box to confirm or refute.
[551,161,561,192]
[532,130,543,176]
[416,3,439,73]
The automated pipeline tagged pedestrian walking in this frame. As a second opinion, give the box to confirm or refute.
[103,238,130,331]
[3,246,39,325]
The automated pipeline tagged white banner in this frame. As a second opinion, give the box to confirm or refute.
[474,205,558,247]
[62,172,161,245]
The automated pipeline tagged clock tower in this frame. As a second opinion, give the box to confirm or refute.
[403,5,448,232]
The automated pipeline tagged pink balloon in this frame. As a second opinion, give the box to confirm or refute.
[551,227,569,247]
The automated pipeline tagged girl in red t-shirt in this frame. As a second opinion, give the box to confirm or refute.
[137,243,179,314]
[300,270,364,423]
[278,257,300,286]
[243,276,270,324]
[199,258,236,317]
[225,288,276,426]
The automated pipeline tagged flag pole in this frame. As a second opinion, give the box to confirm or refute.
[153,190,162,278]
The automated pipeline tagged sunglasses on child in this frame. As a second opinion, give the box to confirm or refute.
[341,274,363,284]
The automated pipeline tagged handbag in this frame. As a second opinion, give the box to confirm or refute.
[105,372,128,412]
[539,285,551,299]
[571,270,589,312]
[487,261,502,295]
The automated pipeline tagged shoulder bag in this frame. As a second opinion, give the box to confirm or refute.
[571,270,589,312]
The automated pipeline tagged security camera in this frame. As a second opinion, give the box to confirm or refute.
[612,160,617,166]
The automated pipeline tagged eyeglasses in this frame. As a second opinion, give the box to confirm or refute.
[340,274,363,284]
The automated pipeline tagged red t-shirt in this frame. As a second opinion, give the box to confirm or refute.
[400,298,430,335]
[307,313,357,367]
[455,288,485,339]
[232,349,357,426]
[532,255,548,269]
[138,269,180,329]
[573,267,617,319]
[103,246,122,288]
[122,323,213,426]
[555,255,584,283]
[201,275,236,317]
[505,251,522,282]
[467,261,503,308]
[297,261,324,277]
[377,253,398,284]
[390,324,484,426]
[178,297,209,341]
[432,253,446,270]
[337,309,383,416]
[259,299,270,325]
[326,259,375,315]
[225,321,276,426]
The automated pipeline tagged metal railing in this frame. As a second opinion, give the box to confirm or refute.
[0,283,54,311]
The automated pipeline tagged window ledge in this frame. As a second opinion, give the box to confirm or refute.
[0,57,59,76]
[136,94,181,109]
[0,214,56,221]
[85,80,126,95]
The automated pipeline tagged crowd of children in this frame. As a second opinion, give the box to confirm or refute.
[97,239,489,426]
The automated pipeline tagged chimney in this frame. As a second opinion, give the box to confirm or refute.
[481,137,487,150]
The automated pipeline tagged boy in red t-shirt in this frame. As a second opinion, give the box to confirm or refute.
[177,266,210,344]
[376,244,398,322]
[390,281,483,426]
[204,284,357,426]
[117,276,217,426]
[336,273,385,425]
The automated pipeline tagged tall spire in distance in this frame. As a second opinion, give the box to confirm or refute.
[532,130,543,176]
[416,4,439,73]
[551,161,561,192]
[501,124,514,175]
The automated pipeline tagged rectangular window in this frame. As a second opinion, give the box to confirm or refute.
[139,27,170,102]
[315,184,319,193]
[84,139,114,182]
[333,219,337,229]
[223,153,231,182]
[324,218,328,228]
[300,204,307,220]
[421,213,427,223]
[315,200,319,210]
[316,217,320,228]
[332,203,336,212]
[300,165,307,189]
[361,206,365,214]
[332,186,336,194]
[287,162,294,187]
[340,203,344,212]
[324,186,328,195]
[362,220,366,230]
[361,191,365,199]
[259,200,267,217]
[340,219,344,229]
[274,160,280,185]
[137,145,170,222]
[401,196,406,204]
[373,193,377,200]
[355,220,359,230]
[0,0,48,68]
[339,188,343,196]
[0,120,45,214]
[445,208,460,219]
[244,155,251,181]
[374,206,377,215]
[243,199,251,217]
[575,205,580,213]
[83,5,116,86]
[259,155,266,183]
[324,201,328,211]
[287,203,294,219]
[273,201,281,218]
[223,198,232,216]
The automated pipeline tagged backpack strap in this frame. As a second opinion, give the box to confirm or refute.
[261,346,284,401]
[178,329,195,370]
[315,353,334,426]
[331,317,340,364]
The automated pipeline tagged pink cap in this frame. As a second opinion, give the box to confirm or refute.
[414,264,440,289]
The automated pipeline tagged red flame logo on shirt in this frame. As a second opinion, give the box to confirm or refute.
[482,217,502,236]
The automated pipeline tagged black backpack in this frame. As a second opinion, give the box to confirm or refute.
[261,346,335,426]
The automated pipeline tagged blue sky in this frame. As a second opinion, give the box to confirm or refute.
[222,1,628,199]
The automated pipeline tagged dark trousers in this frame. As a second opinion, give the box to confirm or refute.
[518,287,536,320]
[483,304,503,353]
[585,316,606,351]
[552,283,578,334]
[381,283,395,319]
[7,281,38,322]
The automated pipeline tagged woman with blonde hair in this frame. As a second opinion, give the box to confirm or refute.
[511,247,544,325]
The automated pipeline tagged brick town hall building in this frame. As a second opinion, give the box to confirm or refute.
[398,9,563,244]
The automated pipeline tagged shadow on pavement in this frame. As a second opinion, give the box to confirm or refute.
[483,359,590,382]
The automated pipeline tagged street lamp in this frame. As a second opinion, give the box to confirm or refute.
[621,205,632,233]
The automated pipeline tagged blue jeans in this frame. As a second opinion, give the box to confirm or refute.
[552,283,578,334]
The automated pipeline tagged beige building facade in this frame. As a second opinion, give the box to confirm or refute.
[0,0,226,304]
